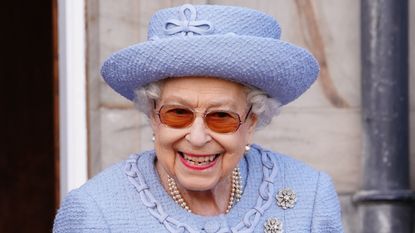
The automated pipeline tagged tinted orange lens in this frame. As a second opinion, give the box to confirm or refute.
[159,106,194,128]
[205,111,240,133]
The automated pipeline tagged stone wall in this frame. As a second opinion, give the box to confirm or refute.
[86,1,415,232]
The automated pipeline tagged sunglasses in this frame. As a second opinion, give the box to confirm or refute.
[156,104,253,133]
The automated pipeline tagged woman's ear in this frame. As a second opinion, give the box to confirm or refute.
[148,101,158,130]
[246,114,258,142]
[149,114,157,130]
[149,109,161,131]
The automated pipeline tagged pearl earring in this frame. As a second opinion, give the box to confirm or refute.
[152,135,155,142]
[245,144,251,152]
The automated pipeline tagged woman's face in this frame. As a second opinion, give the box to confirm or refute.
[151,77,257,192]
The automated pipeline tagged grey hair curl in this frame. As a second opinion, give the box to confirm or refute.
[134,81,164,117]
[245,86,281,128]
[133,80,281,129]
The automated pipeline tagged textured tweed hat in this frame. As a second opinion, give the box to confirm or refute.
[101,4,319,105]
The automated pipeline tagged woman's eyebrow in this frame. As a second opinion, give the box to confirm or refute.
[206,101,238,110]
[162,97,239,110]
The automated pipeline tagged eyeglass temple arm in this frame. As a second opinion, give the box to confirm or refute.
[243,105,253,123]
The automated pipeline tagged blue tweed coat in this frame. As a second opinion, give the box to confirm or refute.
[53,145,343,232]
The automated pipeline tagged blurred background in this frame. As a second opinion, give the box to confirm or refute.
[1,0,414,232]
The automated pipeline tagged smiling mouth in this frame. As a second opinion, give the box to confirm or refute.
[178,151,220,167]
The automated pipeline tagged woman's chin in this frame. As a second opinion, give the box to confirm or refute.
[176,176,221,192]
[173,152,221,191]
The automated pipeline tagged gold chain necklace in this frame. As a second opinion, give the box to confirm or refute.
[167,167,243,213]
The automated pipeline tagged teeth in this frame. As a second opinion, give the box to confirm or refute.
[181,153,218,166]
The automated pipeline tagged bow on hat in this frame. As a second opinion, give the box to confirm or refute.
[164,4,214,36]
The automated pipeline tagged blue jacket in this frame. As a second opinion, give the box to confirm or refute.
[54,144,343,232]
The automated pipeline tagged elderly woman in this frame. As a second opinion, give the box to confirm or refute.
[54,4,343,233]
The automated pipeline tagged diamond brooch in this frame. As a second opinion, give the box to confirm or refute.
[264,217,283,233]
[276,188,296,209]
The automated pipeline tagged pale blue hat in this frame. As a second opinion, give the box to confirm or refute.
[101,4,319,105]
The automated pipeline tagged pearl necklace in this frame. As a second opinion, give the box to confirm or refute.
[167,167,243,213]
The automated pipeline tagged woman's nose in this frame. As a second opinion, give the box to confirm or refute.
[185,117,212,146]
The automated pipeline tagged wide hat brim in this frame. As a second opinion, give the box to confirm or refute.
[101,34,319,105]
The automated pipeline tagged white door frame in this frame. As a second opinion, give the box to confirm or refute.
[58,0,88,200]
